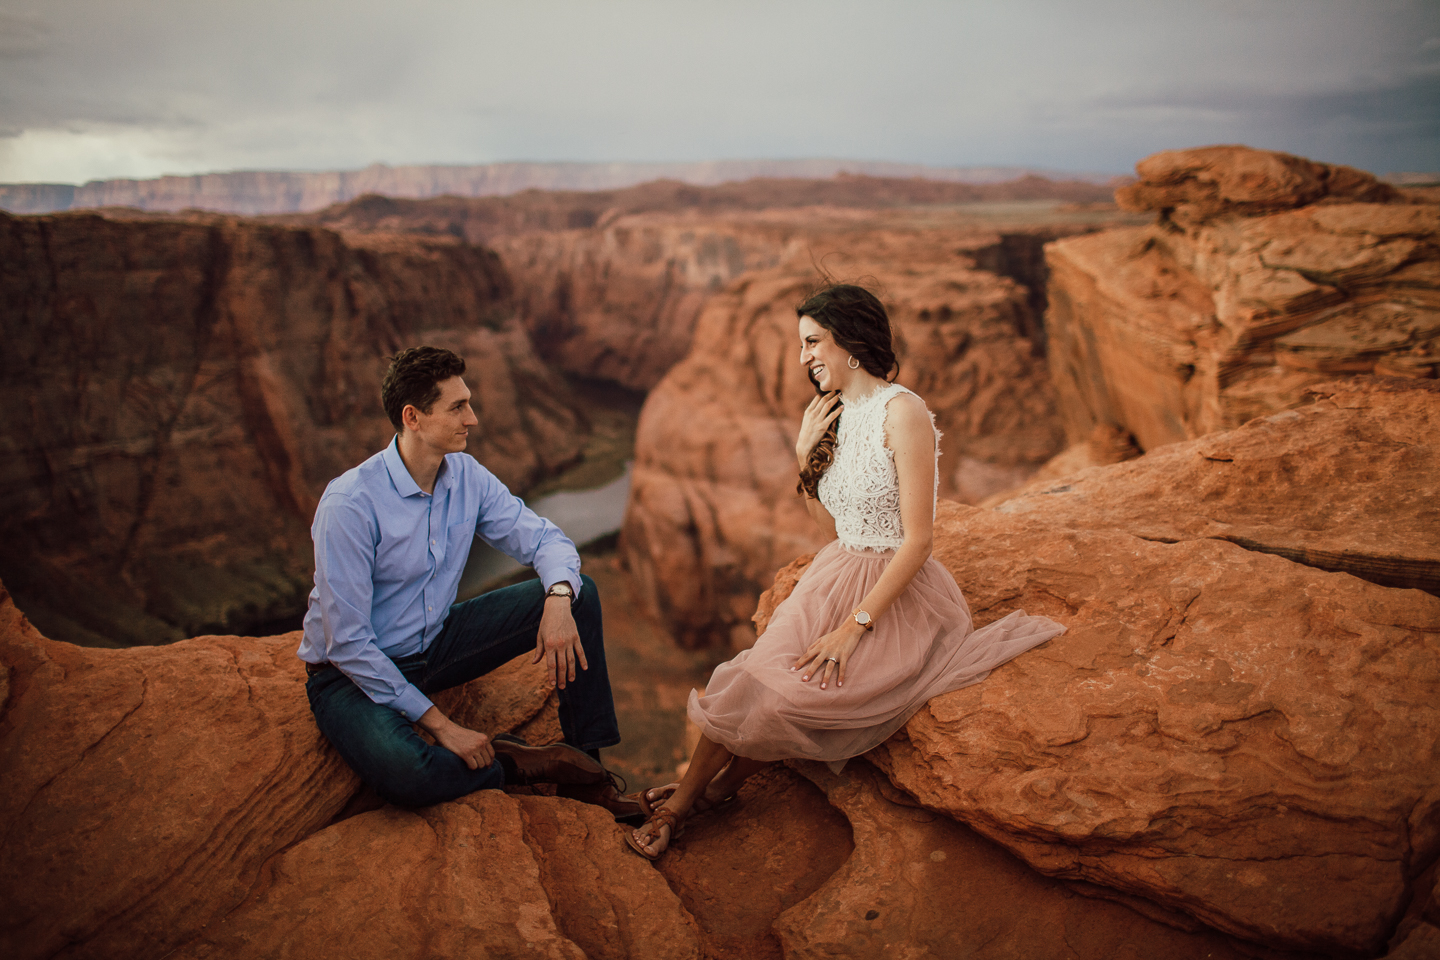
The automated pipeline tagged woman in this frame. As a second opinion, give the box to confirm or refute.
[626,283,1065,859]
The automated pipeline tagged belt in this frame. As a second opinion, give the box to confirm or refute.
[305,661,332,678]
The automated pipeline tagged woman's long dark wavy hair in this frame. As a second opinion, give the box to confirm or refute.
[796,284,899,498]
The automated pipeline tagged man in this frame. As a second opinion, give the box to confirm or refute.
[297,346,638,818]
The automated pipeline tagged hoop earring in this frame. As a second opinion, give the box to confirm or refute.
[847,356,860,370]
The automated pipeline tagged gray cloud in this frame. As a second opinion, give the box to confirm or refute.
[0,0,1435,182]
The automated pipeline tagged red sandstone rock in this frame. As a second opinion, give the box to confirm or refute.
[761,498,1440,953]
[1115,144,1398,224]
[491,213,796,390]
[750,381,1440,954]
[622,227,1068,648]
[992,377,1440,594]
[655,765,854,959]
[0,211,586,645]
[775,760,1256,960]
[168,794,702,960]
[300,182,1121,394]
[0,582,556,960]
[1049,145,1438,451]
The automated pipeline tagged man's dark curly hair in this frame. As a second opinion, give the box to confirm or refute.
[381,346,467,430]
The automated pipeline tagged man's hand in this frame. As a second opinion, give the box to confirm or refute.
[532,593,588,689]
[417,706,494,770]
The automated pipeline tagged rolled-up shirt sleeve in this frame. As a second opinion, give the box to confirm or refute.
[472,470,581,597]
[313,493,435,722]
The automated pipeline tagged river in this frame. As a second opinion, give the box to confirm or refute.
[456,462,633,599]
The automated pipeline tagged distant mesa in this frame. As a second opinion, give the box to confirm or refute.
[0,158,1125,215]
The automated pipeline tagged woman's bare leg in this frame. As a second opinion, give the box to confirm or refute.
[632,735,750,856]
[642,753,770,811]
[707,756,767,799]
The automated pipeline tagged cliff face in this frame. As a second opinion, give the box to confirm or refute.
[298,178,1127,393]
[621,225,1072,649]
[490,213,797,390]
[1045,145,1438,449]
[0,211,586,646]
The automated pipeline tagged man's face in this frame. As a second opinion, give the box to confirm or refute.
[406,375,478,455]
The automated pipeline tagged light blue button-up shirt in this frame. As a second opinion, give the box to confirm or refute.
[297,436,581,722]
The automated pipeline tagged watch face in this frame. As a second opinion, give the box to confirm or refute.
[855,611,871,625]
[548,583,573,597]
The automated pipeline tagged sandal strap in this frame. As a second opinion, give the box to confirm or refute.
[647,808,681,830]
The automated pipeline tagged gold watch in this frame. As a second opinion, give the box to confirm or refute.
[545,582,575,602]
[852,609,873,631]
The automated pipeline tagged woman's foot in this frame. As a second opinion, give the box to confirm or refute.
[639,782,736,818]
[625,804,684,861]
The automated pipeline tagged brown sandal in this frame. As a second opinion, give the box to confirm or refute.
[624,807,684,861]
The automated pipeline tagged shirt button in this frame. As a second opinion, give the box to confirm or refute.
[428,605,433,611]
[431,539,436,545]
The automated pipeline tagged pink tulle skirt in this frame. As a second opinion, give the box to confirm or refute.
[688,539,1065,763]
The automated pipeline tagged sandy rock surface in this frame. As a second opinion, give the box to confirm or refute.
[0,211,586,647]
[993,377,1440,594]
[757,386,1440,955]
[622,227,1069,649]
[0,584,555,960]
[775,761,1258,960]
[1047,145,1439,451]
[169,793,702,960]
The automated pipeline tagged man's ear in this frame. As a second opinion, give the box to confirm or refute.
[401,403,421,432]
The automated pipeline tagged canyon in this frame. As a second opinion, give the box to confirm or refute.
[0,209,587,647]
[0,174,1125,650]
[1,148,1437,959]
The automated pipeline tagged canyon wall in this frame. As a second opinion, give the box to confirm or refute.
[0,210,586,647]
[620,223,1076,649]
[0,160,1119,215]
[297,178,1127,392]
[1045,145,1438,450]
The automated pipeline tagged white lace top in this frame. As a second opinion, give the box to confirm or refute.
[816,382,940,551]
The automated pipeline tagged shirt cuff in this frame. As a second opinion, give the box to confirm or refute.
[393,686,436,724]
[542,576,582,600]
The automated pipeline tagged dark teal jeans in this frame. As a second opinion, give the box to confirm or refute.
[305,575,620,807]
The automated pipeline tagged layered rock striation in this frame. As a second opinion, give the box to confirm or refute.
[621,226,1074,648]
[758,376,1440,956]
[0,210,586,646]
[1045,145,1439,450]
[295,178,1131,392]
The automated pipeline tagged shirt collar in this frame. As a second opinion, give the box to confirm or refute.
[382,435,453,498]
[382,436,425,499]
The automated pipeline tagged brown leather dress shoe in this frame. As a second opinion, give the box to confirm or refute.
[493,740,607,786]
[557,777,645,823]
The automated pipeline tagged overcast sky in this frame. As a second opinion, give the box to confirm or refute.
[0,0,1436,184]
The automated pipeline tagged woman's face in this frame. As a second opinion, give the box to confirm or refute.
[798,315,851,392]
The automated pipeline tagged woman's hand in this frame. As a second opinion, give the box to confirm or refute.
[796,391,843,467]
[793,619,867,690]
